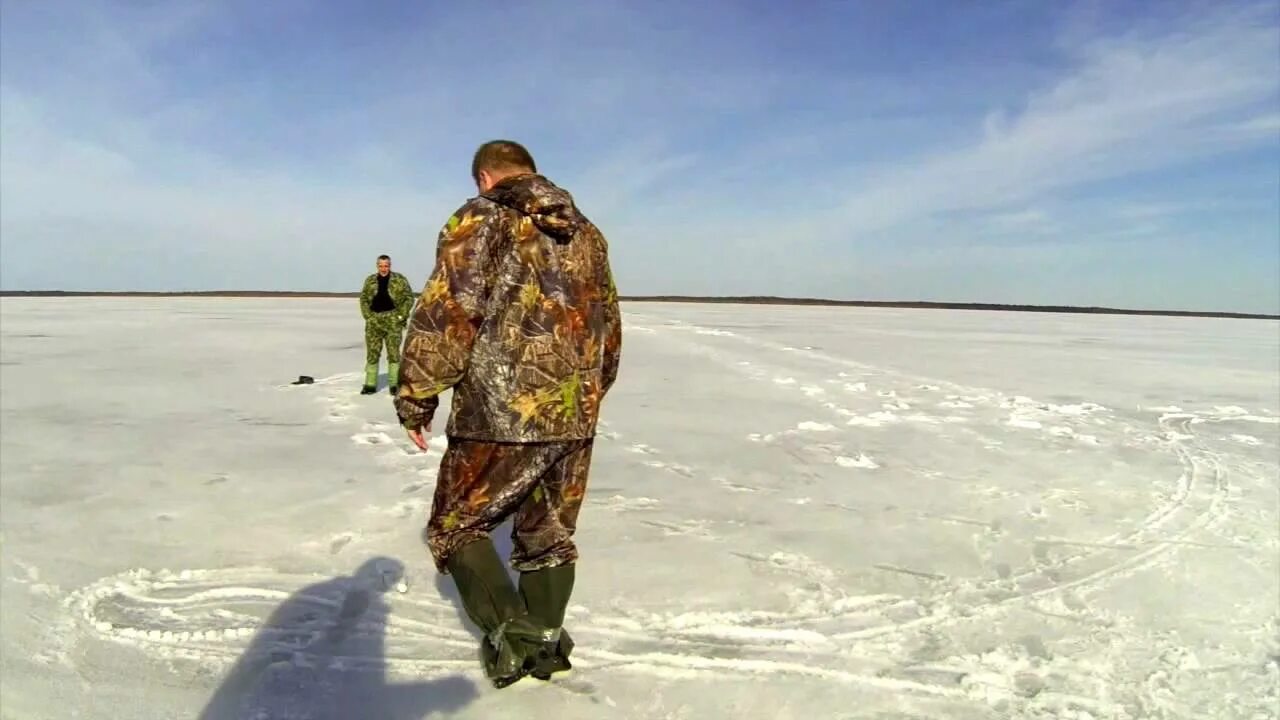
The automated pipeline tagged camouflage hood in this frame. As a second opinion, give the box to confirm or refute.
[481,174,582,244]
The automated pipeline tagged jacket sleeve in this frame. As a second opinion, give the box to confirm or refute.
[359,276,374,320]
[394,202,499,429]
[393,274,415,324]
[601,260,622,395]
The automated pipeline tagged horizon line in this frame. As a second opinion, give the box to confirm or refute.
[1,290,1275,321]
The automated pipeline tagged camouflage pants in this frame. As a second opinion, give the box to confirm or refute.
[364,311,404,366]
[426,437,595,574]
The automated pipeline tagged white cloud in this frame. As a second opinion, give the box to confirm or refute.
[0,1,1275,310]
[986,209,1059,235]
[0,0,743,291]
[1220,113,1280,141]
[826,3,1279,235]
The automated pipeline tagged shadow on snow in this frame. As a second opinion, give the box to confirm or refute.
[198,556,478,719]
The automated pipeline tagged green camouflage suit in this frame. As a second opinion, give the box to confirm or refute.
[359,271,415,390]
[394,172,621,686]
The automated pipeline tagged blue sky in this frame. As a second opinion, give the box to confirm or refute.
[1,1,1277,313]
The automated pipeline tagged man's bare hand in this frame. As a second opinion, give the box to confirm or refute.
[406,421,431,451]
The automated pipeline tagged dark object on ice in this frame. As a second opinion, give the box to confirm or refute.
[389,384,398,396]
[360,384,377,395]
[291,375,315,385]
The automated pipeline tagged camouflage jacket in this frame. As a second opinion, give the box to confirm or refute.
[394,173,622,442]
[359,271,415,324]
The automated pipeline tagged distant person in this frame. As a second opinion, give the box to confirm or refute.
[393,139,622,688]
[358,254,414,395]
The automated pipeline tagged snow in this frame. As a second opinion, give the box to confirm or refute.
[1,297,1278,719]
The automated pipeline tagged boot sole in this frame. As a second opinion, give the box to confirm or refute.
[530,644,572,681]
[490,656,539,688]
[531,662,571,681]
[491,672,528,689]
[481,636,536,689]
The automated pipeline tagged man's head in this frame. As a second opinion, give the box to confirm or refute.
[376,255,391,276]
[471,140,536,193]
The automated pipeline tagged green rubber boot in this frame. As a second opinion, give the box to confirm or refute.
[519,564,576,680]
[446,539,541,687]
[387,361,400,395]
[361,363,378,394]
[480,616,556,688]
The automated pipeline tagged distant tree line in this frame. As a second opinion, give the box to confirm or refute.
[0,290,1274,320]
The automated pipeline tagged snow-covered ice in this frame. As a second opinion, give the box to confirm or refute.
[2,298,1278,719]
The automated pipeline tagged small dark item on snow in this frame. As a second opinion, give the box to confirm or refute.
[291,375,315,385]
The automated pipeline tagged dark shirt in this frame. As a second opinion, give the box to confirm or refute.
[371,273,395,312]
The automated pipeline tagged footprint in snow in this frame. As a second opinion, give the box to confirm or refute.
[718,478,759,494]
[836,454,879,470]
[329,533,355,555]
[351,432,394,446]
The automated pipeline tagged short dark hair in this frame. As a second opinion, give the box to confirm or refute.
[471,140,536,182]
[378,254,391,262]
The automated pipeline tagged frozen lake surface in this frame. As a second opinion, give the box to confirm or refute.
[1,298,1277,719]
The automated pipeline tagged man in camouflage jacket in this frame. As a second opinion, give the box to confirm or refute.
[394,140,621,687]
[359,255,415,395]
